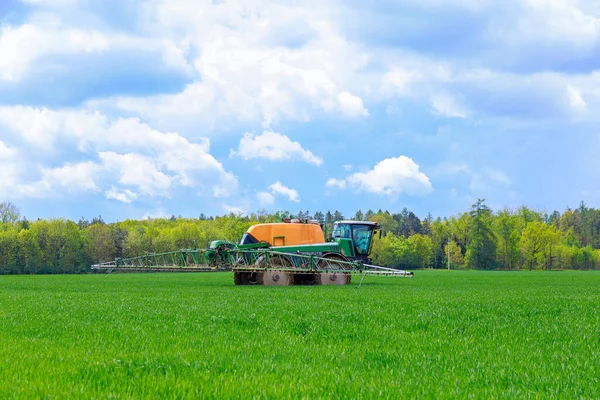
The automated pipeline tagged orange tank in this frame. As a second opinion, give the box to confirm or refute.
[245,223,324,246]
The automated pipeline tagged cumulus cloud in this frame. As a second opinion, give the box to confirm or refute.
[0,23,110,82]
[256,191,275,206]
[0,160,101,199]
[430,92,469,118]
[231,131,323,166]
[325,178,346,189]
[495,0,600,48]
[0,140,17,159]
[223,204,246,215]
[429,162,512,196]
[0,106,237,200]
[105,187,138,203]
[268,181,301,202]
[327,156,433,196]
[567,85,587,112]
[103,0,370,126]
[4,0,600,219]
[0,141,23,196]
[7,0,600,128]
[99,152,172,196]
[39,161,101,193]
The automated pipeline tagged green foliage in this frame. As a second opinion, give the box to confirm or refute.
[521,221,560,270]
[3,199,600,273]
[1,272,599,398]
[466,199,497,270]
[406,234,433,268]
[371,233,433,269]
[443,240,465,269]
[0,201,20,224]
[368,211,398,236]
[494,209,521,270]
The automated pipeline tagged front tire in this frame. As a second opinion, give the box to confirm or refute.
[316,254,352,285]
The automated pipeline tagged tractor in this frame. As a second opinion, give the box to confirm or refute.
[228,219,383,285]
[91,219,413,285]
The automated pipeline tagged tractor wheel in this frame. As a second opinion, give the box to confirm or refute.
[255,255,293,286]
[234,271,246,285]
[315,272,351,285]
[262,270,294,286]
[233,271,261,285]
[316,254,352,285]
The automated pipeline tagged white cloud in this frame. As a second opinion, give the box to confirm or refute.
[256,191,275,206]
[430,92,469,118]
[105,187,138,203]
[255,182,301,206]
[143,209,169,220]
[0,23,110,82]
[103,0,370,126]
[213,186,231,198]
[223,204,245,215]
[325,178,346,189]
[0,141,22,196]
[337,91,369,117]
[567,85,587,112]
[0,106,238,200]
[268,181,301,202]
[382,67,417,96]
[328,156,433,196]
[21,0,79,5]
[429,161,513,196]
[0,160,101,199]
[99,152,172,196]
[500,0,600,48]
[231,131,323,166]
[0,140,16,159]
[39,161,101,193]
[379,57,600,122]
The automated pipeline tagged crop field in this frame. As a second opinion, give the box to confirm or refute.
[1,271,599,399]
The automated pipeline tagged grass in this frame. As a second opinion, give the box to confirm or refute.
[0,271,599,399]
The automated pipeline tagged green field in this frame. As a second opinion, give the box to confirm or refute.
[1,271,599,398]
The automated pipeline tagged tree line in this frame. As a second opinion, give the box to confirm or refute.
[0,199,599,274]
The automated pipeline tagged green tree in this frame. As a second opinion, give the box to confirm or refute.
[407,234,433,268]
[368,212,398,237]
[0,229,19,273]
[521,221,560,270]
[421,213,433,236]
[0,202,20,224]
[19,229,41,274]
[466,199,496,270]
[170,222,205,249]
[86,224,117,263]
[494,208,521,270]
[430,218,450,269]
[354,210,364,221]
[443,240,465,269]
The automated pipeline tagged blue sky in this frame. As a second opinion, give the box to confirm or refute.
[1,0,600,222]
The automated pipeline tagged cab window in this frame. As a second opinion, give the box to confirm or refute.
[352,225,373,255]
[332,223,351,239]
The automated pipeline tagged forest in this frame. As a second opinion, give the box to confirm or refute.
[0,199,599,274]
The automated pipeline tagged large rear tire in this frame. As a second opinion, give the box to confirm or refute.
[255,255,294,286]
[316,254,352,285]
[233,271,261,285]
[262,270,294,286]
[315,272,351,285]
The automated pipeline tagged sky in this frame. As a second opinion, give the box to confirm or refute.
[1,0,600,222]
